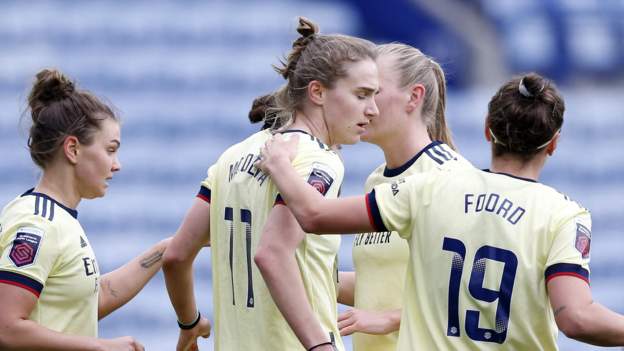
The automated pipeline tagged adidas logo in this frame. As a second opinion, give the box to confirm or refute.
[80,237,88,248]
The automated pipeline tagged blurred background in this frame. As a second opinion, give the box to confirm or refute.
[1,0,623,350]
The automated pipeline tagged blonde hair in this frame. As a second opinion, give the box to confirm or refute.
[377,43,455,150]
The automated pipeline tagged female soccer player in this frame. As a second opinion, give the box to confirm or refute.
[336,43,472,351]
[258,73,624,350]
[163,17,378,351]
[0,69,169,351]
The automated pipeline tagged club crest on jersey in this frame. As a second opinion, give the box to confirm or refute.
[9,227,43,267]
[575,223,591,259]
[307,163,335,196]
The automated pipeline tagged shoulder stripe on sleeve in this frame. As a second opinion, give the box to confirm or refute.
[34,196,40,216]
[425,149,444,165]
[545,263,589,284]
[366,190,388,232]
[48,202,55,221]
[0,270,43,297]
[197,186,211,203]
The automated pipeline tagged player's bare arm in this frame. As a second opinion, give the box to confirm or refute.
[0,283,144,350]
[548,275,624,345]
[255,205,334,350]
[163,198,212,351]
[98,236,171,319]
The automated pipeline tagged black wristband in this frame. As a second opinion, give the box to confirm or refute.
[178,310,201,330]
[307,341,333,351]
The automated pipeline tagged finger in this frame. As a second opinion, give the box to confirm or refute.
[337,315,354,330]
[340,324,357,336]
[337,309,353,322]
[288,134,300,145]
[134,340,145,351]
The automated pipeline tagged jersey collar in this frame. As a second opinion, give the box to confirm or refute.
[383,141,443,177]
[481,169,538,183]
[21,188,79,219]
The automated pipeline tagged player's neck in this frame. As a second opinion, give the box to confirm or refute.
[289,111,331,146]
[377,123,431,169]
[35,164,81,209]
[490,153,547,181]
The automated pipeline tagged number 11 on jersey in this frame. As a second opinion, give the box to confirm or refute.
[225,206,255,308]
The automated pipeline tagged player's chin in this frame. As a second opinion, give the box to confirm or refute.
[84,186,108,199]
[340,131,362,145]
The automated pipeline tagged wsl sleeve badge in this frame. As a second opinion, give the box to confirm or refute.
[575,222,591,259]
[9,227,43,267]
[307,163,335,196]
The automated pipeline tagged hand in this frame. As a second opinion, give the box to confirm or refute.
[256,133,299,175]
[99,336,144,351]
[337,308,400,336]
[176,317,211,351]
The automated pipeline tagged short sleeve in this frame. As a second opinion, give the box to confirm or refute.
[545,211,591,284]
[370,176,416,238]
[0,218,60,297]
[198,164,217,203]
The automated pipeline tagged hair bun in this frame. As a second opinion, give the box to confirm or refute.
[29,69,75,107]
[297,17,319,38]
[518,73,545,98]
[249,94,276,124]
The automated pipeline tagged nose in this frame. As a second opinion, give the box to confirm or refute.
[366,98,379,119]
[112,156,122,172]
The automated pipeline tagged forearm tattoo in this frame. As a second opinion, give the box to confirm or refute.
[104,279,119,298]
[140,250,164,268]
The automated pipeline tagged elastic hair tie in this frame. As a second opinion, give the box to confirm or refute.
[178,310,201,330]
[518,78,533,98]
[488,127,506,147]
[307,341,334,351]
[518,77,545,98]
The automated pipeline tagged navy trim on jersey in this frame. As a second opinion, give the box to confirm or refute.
[366,190,388,232]
[197,186,211,203]
[482,169,537,183]
[545,263,589,284]
[21,188,77,219]
[274,194,285,206]
[0,270,43,297]
[281,129,311,136]
[424,141,446,165]
[384,141,443,177]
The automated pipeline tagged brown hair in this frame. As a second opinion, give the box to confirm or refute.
[249,17,377,130]
[26,68,118,168]
[377,43,455,150]
[486,72,564,160]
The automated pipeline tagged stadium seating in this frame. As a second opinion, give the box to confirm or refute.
[0,1,622,350]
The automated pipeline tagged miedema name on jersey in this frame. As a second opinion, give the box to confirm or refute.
[228,152,269,185]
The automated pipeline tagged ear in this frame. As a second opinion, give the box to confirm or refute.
[546,132,560,156]
[63,136,80,164]
[484,121,492,142]
[307,80,325,106]
[405,84,425,114]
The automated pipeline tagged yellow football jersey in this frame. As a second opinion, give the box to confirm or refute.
[199,129,345,351]
[352,141,472,351]
[0,189,99,336]
[367,167,590,351]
